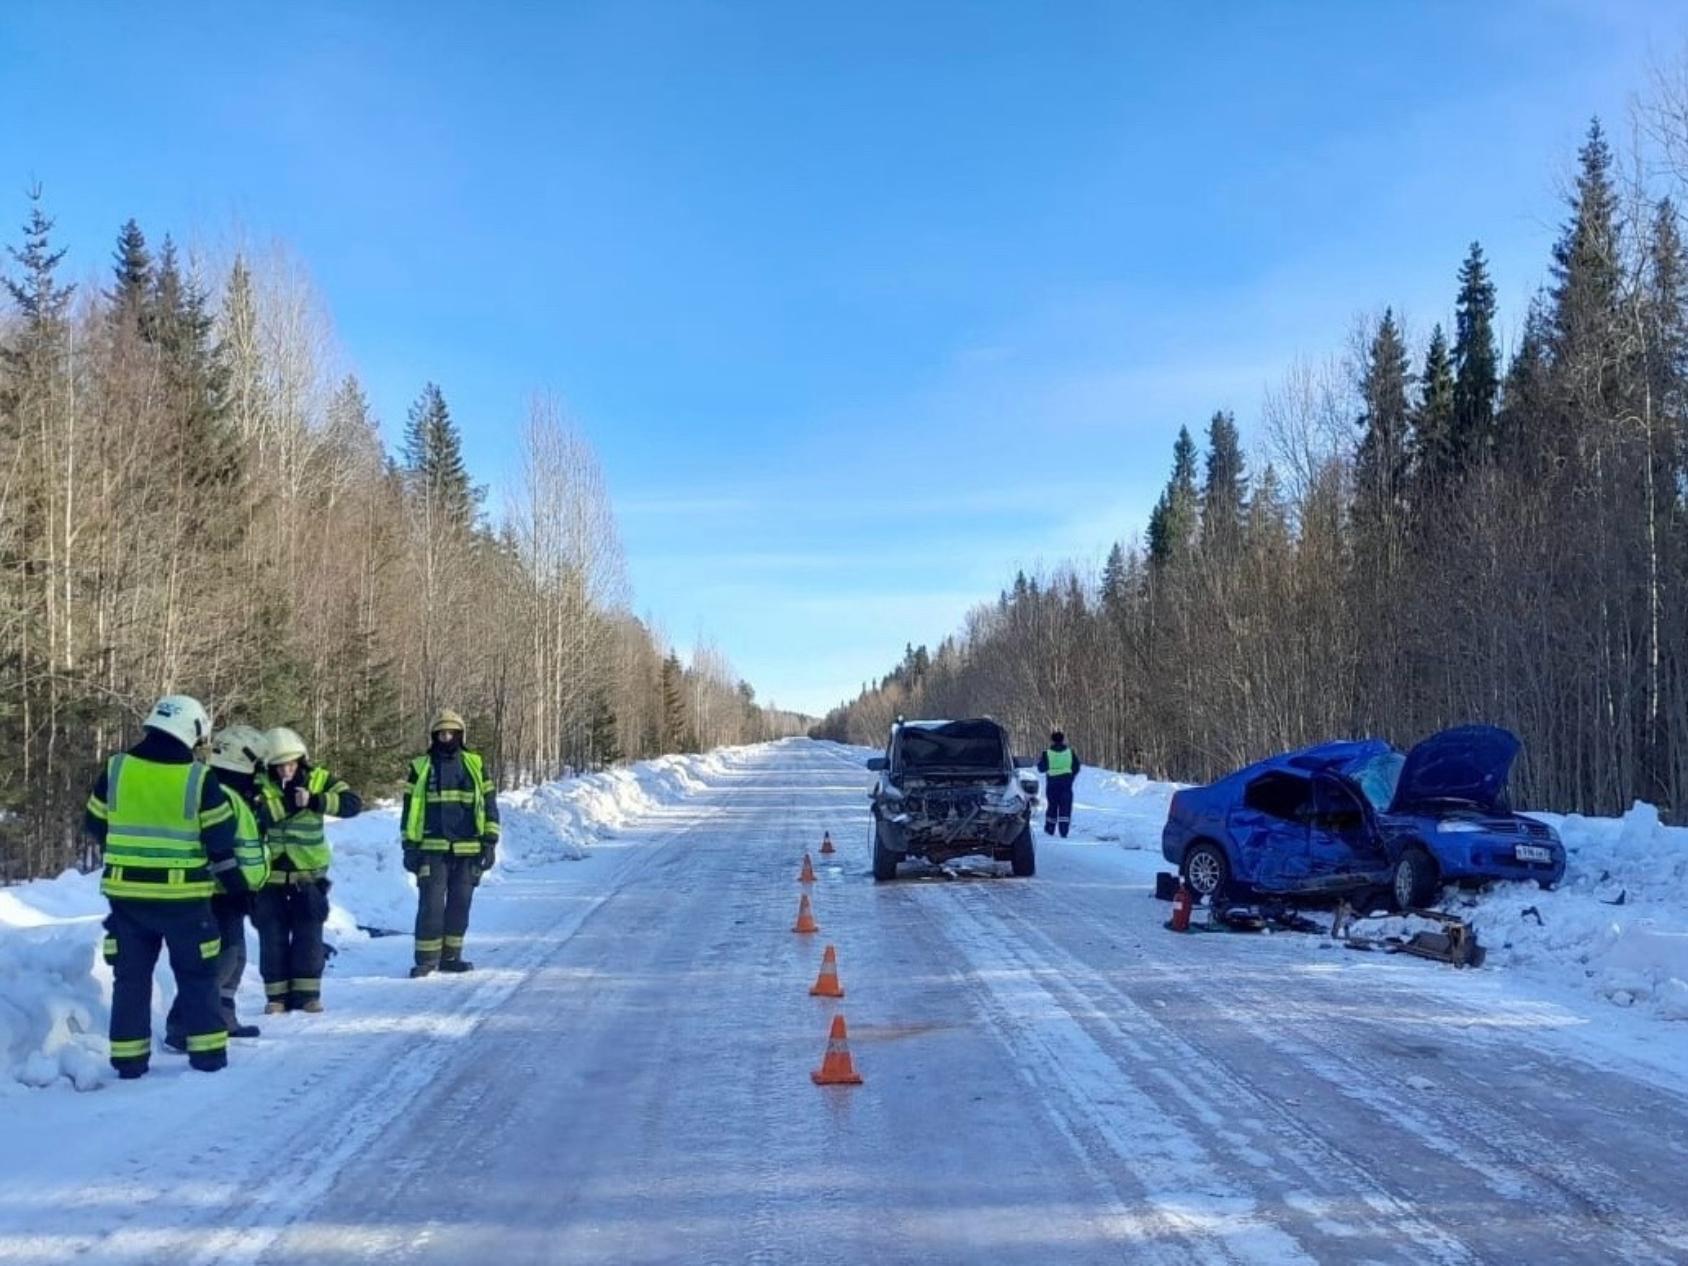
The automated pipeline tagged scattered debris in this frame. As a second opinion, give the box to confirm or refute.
[1329,901,1487,968]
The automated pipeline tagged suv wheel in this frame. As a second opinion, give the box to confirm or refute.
[1182,841,1229,900]
[872,822,899,882]
[1010,824,1036,877]
[1392,846,1439,911]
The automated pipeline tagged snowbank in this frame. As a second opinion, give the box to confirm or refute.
[1463,805,1688,1020]
[0,748,744,1091]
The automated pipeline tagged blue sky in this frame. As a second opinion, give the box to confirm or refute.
[1,2,1682,715]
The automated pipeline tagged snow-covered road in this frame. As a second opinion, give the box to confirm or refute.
[4,740,1687,1264]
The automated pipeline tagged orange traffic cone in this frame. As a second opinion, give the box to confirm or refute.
[809,944,845,998]
[819,831,836,856]
[799,853,816,884]
[793,892,819,934]
[810,1013,863,1085]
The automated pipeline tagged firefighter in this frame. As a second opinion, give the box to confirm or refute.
[84,695,249,1079]
[1037,729,1081,838]
[167,725,271,1048]
[254,726,361,1014]
[402,709,500,977]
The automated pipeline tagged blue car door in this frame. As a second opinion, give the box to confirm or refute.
[1226,771,1316,890]
[1306,774,1383,882]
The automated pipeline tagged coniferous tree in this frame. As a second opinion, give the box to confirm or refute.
[1413,324,1457,487]
[1147,426,1199,567]
[404,382,478,529]
[1451,242,1499,465]
[107,218,152,329]
[1199,410,1247,561]
[1354,308,1413,525]
[660,653,688,752]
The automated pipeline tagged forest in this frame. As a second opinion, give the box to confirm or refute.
[0,205,803,880]
[818,88,1688,820]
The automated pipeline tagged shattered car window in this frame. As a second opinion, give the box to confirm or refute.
[1348,752,1405,812]
[897,723,1007,770]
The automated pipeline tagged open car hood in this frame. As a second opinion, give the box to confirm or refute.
[1390,725,1521,813]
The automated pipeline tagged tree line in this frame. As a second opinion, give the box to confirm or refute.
[0,198,802,880]
[817,100,1688,819]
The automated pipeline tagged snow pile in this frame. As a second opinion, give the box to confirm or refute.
[0,881,108,1091]
[1460,804,1688,1019]
[0,747,740,1090]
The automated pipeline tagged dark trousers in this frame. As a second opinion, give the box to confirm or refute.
[253,876,330,1008]
[167,894,250,1041]
[414,853,480,967]
[104,897,227,1074]
[1044,777,1074,837]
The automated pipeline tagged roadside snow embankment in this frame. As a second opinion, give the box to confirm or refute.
[0,748,739,1091]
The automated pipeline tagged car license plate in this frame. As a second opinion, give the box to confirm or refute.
[1516,844,1552,863]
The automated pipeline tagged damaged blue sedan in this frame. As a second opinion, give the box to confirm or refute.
[1161,725,1566,909]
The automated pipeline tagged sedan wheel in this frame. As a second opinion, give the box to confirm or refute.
[1392,846,1438,910]
[1183,843,1229,899]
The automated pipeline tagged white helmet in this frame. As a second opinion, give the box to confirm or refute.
[143,694,212,750]
[209,724,268,775]
[263,726,308,766]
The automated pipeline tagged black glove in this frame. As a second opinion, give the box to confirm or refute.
[402,846,420,875]
[480,840,497,871]
[217,863,252,899]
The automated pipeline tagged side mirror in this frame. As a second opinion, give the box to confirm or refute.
[865,756,888,772]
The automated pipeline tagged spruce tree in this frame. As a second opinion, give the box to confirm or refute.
[107,218,152,330]
[660,653,689,753]
[1498,295,1553,470]
[1413,324,1457,487]
[1547,117,1625,464]
[1355,309,1412,509]
[404,382,478,529]
[588,689,622,766]
[1147,426,1199,567]
[1451,241,1499,465]
[1199,410,1247,561]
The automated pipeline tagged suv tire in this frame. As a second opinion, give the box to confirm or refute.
[872,821,899,883]
[1010,824,1036,877]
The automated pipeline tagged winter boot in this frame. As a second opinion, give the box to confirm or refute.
[298,998,324,1014]
[264,1001,287,1016]
[409,964,436,978]
[439,959,475,974]
[226,1021,261,1039]
[163,1035,188,1055]
[116,1064,148,1081]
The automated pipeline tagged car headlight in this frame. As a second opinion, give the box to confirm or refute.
[1437,821,1484,834]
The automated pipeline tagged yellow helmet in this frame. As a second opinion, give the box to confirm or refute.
[263,725,308,766]
[430,708,466,738]
[209,725,268,775]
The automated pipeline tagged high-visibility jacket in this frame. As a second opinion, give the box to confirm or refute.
[1043,747,1075,778]
[90,756,234,901]
[258,765,357,875]
[402,749,500,855]
[218,786,270,895]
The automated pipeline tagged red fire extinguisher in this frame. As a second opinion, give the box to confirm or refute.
[1168,880,1194,932]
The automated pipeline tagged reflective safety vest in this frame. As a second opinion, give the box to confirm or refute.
[94,756,229,901]
[1044,748,1075,777]
[403,749,493,854]
[259,766,343,873]
[218,787,270,895]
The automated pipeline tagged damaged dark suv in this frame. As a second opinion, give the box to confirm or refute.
[865,718,1039,881]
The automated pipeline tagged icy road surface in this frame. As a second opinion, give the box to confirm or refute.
[3,740,1687,1265]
